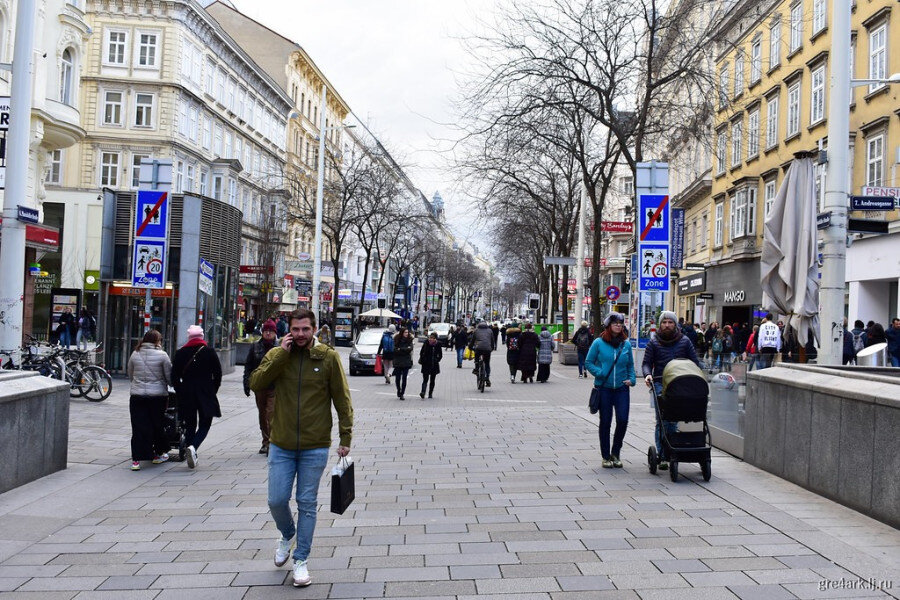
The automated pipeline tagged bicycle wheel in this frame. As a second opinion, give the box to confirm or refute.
[478,364,485,393]
[79,365,112,401]
[66,361,85,397]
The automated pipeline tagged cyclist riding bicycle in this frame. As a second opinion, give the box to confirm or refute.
[468,319,496,387]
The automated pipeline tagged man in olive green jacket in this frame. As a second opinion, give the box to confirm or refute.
[249,308,352,588]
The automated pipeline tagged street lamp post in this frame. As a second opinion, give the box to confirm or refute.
[0,0,36,353]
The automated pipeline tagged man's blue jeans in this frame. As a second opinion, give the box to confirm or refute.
[598,385,630,459]
[652,382,677,460]
[456,347,465,366]
[577,349,588,376]
[267,444,329,562]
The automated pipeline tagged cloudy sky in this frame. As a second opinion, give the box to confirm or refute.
[229,0,500,246]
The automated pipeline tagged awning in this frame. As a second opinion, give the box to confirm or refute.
[0,217,60,251]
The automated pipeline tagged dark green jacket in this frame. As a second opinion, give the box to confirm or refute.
[249,340,353,450]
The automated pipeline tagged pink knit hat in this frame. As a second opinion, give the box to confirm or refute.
[187,325,204,339]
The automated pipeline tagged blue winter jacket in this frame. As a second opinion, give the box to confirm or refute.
[641,331,701,379]
[885,326,900,358]
[585,337,636,389]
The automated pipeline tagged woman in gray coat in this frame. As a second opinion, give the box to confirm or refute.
[536,326,556,383]
[127,329,172,471]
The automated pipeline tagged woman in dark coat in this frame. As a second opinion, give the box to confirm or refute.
[505,323,522,383]
[418,332,442,399]
[171,325,222,469]
[392,327,414,400]
[517,323,540,383]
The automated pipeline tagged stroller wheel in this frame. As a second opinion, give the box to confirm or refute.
[648,447,658,475]
[701,459,711,482]
[669,461,679,482]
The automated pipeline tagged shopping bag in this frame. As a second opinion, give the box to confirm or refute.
[588,387,601,414]
[464,347,474,360]
[330,456,355,514]
[374,355,383,375]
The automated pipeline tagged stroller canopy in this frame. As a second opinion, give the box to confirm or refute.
[662,359,709,399]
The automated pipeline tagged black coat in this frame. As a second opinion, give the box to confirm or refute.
[393,335,414,369]
[418,341,442,375]
[517,331,540,372]
[505,327,521,365]
[172,342,222,418]
[243,339,275,394]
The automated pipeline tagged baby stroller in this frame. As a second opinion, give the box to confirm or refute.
[647,359,712,482]
[162,391,187,462]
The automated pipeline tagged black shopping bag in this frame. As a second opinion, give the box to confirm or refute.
[330,456,355,515]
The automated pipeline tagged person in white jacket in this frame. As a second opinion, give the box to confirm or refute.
[127,329,173,471]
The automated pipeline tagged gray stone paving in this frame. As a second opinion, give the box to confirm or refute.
[0,346,898,599]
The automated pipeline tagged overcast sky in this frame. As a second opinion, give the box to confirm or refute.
[230,0,499,248]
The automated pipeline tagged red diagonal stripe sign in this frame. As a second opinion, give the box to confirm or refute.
[640,195,669,241]
[136,192,167,237]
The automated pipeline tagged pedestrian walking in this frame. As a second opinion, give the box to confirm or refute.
[585,313,635,468]
[77,308,95,351]
[505,322,522,383]
[642,311,700,471]
[243,319,278,455]
[127,329,172,471]
[517,322,539,383]
[885,318,900,367]
[572,320,593,378]
[866,323,887,347]
[756,314,781,368]
[720,325,734,371]
[419,332,442,398]
[744,325,759,371]
[536,326,555,382]
[171,325,222,469]
[248,308,353,588]
[377,324,396,383]
[316,324,333,347]
[453,325,468,368]
[57,307,76,348]
[393,327,414,400]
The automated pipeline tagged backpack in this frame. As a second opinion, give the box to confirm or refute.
[382,333,395,353]
[507,335,519,351]
[712,337,723,353]
[852,332,865,354]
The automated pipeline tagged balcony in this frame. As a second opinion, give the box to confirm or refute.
[36,99,85,150]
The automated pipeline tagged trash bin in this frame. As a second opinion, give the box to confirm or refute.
[856,342,887,366]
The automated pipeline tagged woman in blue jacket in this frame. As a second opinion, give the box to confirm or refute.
[585,312,636,468]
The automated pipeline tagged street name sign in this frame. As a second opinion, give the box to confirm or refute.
[544,256,577,266]
[601,221,634,233]
[816,211,832,230]
[198,258,214,296]
[850,196,894,211]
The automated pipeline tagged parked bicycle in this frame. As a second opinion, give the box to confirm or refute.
[62,343,112,402]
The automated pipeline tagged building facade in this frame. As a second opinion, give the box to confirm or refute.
[0,0,90,343]
[48,0,291,359]
[708,0,900,328]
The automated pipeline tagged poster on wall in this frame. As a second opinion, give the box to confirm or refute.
[49,287,81,341]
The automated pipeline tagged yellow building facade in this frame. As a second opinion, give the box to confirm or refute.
[707,0,900,327]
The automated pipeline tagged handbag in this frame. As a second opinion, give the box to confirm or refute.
[330,456,355,515]
[374,354,383,375]
[588,344,623,414]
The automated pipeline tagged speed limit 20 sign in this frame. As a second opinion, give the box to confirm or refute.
[638,243,669,291]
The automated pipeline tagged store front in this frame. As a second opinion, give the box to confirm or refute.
[676,271,707,325]
[703,260,765,327]
[100,191,242,374]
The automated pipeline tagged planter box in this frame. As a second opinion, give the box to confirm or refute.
[0,371,70,494]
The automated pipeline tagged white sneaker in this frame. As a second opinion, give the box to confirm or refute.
[186,445,197,469]
[274,537,293,567]
[292,560,311,587]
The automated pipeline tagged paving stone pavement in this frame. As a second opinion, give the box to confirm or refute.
[1,345,898,599]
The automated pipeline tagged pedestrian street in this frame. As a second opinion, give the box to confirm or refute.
[0,347,897,599]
